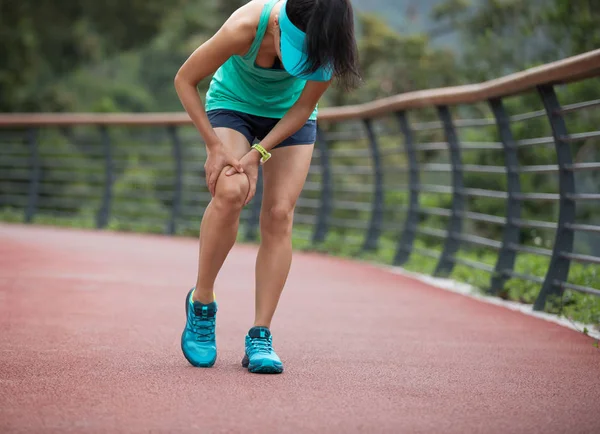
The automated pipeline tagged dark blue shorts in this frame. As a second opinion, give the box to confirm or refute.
[207,109,316,148]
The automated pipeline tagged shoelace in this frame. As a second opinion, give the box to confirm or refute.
[191,312,215,342]
[249,336,272,354]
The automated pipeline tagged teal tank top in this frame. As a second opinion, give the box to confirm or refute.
[204,0,317,120]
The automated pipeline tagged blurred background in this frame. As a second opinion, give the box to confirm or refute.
[1,0,599,326]
[2,0,598,113]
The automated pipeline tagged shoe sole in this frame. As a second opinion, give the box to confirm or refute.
[181,288,216,368]
[242,353,283,374]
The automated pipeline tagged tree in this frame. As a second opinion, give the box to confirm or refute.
[429,0,600,245]
[0,0,185,112]
[431,0,600,81]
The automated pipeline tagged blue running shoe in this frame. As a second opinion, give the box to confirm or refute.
[241,326,283,374]
[181,288,217,367]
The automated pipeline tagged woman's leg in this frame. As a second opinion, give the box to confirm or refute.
[254,143,314,327]
[193,128,251,304]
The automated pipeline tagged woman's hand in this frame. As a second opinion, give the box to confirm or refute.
[204,143,244,197]
[226,149,261,206]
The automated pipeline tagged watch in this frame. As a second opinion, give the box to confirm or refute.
[252,143,271,164]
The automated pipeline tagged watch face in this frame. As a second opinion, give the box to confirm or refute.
[253,144,270,164]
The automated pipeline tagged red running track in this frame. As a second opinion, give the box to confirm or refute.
[1,223,599,433]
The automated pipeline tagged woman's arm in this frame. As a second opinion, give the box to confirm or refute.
[256,80,332,152]
[174,10,254,151]
[174,7,257,195]
[224,80,331,202]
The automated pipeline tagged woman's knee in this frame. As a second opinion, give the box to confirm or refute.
[261,203,294,235]
[214,170,248,209]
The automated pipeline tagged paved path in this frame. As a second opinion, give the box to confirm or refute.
[1,223,599,433]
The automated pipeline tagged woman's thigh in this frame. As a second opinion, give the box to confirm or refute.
[260,143,315,218]
[212,127,251,159]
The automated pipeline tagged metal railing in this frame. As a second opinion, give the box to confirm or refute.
[1,49,599,310]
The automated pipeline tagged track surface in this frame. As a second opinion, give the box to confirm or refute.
[1,223,599,433]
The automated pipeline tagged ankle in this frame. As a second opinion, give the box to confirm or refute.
[192,287,215,304]
[252,321,271,329]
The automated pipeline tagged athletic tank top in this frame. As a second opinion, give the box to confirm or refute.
[204,0,317,120]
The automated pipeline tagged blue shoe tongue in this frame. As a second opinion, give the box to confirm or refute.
[193,301,217,317]
[248,326,271,339]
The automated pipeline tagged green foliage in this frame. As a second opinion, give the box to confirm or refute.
[502,256,600,325]
[353,0,460,35]
[432,0,600,81]
[0,0,186,112]
[0,208,27,223]
[347,14,459,103]
[543,0,600,55]
[451,251,496,290]
[2,0,463,113]
[431,0,471,23]
[108,157,170,233]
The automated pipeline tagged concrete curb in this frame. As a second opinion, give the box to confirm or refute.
[379,264,600,342]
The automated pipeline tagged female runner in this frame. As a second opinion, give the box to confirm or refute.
[175,0,360,373]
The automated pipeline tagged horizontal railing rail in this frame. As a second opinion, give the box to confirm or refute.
[2,49,599,127]
[1,49,599,312]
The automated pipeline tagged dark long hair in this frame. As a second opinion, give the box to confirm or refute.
[286,0,361,89]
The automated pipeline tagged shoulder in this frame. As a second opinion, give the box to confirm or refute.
[219,0,266,51]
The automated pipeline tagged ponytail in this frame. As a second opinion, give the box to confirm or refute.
[286,0,361,89]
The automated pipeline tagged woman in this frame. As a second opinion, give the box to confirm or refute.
[174,0,360,373]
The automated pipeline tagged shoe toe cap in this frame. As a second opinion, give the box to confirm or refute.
[182,335,216,366]
[249,352,282,366]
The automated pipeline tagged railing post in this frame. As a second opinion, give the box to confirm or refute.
[534,85,576,311]
[434,106,464,277]
[97,126,113,229]
[362,118,384,252]
[166,126,183,235]
[489,98,522,294]
[245,167,263,241]
[25,128,40,223]
[312,126,332,244]
[394,111,420,265]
